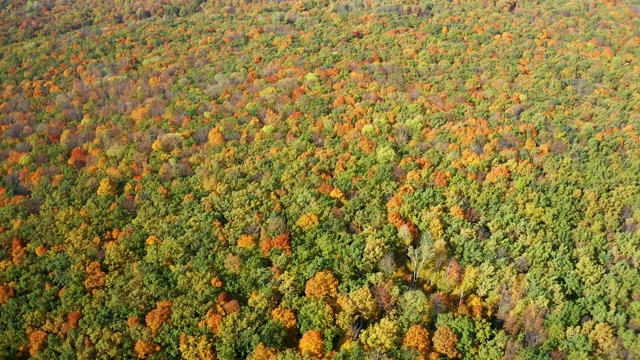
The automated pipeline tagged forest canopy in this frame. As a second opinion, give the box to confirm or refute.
[1,0,640,359]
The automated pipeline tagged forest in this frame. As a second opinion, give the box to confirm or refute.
[1,0,640,358]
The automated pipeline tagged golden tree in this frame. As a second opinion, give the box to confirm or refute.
[305,270,339,298]
[134,340,160,359]
[360,317,400,353]
[97,178,117,196]
[297,213,319,229]
[248,342,278,360]
[237,234,256,249]
[83,262,106,293]
[179,333,216,360]
[299,330,324,358]
[403,324,430,356]
[272,306,297,330]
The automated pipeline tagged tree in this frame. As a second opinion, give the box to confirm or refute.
[97,178,118,196]
[297,213,319,229]
[248,342,278,360]
[305,270,338,298]
[84,261,106,293]
[237,234,256,249]
[0,282,14,304]
[350,286,377,320]
[299,330,324,358]
[68,146,88,168]
[28,330,47,357]
[408,232,434,286]
[360,317,400,357]
[432,325,460,359]
[146,300,172,335]
[134,340,160,359]
[272,307,297,330]
[403,324,430,356]
[179,333,215,360]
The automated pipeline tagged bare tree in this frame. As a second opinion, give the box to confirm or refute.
[379,252,395,277]
[408,232,434,286]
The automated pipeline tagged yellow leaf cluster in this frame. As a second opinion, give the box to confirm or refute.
[179,333,215,360]
[97,178,117,196]
[237,234,256,249]
[296,213,319,229]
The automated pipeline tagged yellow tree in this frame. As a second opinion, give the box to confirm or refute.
[360,317,400,355]
[97,178,118,196]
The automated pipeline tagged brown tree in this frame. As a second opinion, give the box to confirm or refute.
[432,325,460,358]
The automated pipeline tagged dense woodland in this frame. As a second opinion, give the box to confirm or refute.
[1,0,640,358]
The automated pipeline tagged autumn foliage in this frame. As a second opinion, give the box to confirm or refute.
[299,330,324,358]
[1,0,639,358]
[403,324,430,356]
[145,301,172,334]
[432,325,460,359]
[305,270,339,298]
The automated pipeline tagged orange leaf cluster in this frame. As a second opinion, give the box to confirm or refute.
[271,306,297,330]
[0,282,15,304]
[11,238,25,265]
[434,170,450,187]
[249,342,278,360]
[130,107,148,122]
[403,324,430,356]
[145,301,172,334]
[305,270,338,298]
[83,261,106,293]
[208,126,225,146]
[485,165,511,183]
[387,211,404,227]
[317,183,333,195]
[237,234,256,249]
[299,330,324,358]
[28,330,48,357]
[68,147,88,168]
[205,310,223,335]
[61,311,82,334]
[134,340,160,359]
